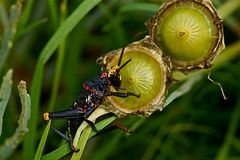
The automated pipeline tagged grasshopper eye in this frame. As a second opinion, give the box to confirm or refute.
[100,71,108,78]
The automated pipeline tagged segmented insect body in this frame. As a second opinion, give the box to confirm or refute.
[67,71,111,138]
[43,48,140,151]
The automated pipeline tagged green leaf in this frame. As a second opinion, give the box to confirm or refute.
[41,143,71,160]
[47,0,58,29]
[18,0,34,28]
[34,121,51,160]
[0,80,31,160]
[0,69,13,136]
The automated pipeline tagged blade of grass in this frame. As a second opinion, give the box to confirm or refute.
[47,0,58,29]
[215,96,240,160]
[34,120,51,160]
[23,0,102,159]
[18,0,34,28]
[41,143,71,160]
[16,18,48,38]
[48,0,67,112]
[0,69,13,136]
[168,123,219,135]
[142,120,219,160]
[0,80,31,159]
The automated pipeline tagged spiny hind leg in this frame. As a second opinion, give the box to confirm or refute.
[44,120,79,152]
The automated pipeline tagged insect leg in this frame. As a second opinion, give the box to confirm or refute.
[43,108,84,120]
[44,120,79,152]
[83,117,99,133]
[43,108,85,152]
[115,124,132,133]
[110,91,140,98]
[93,124,132,137]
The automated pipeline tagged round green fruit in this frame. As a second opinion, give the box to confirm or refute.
[147,0,225,71]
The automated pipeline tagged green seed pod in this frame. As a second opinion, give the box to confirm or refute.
[97,37,169,117]
[146,0,225,71]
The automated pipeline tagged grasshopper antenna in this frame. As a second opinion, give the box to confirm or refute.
[119,59,131,71]
[118,47,125,66]
[117,46,132,71]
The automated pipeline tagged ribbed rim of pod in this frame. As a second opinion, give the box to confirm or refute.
[97,37,169,117]
[146,0,225,71]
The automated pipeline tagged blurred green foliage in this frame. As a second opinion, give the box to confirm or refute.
[0,0,239,159]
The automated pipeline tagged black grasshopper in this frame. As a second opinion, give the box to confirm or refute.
[43,48,140,151]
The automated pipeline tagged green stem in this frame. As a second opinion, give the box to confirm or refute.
[47,0,58,29]
[18,0,34,28]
